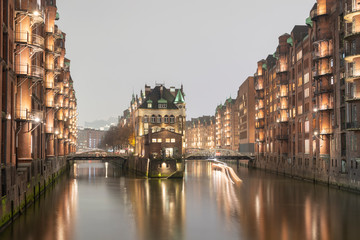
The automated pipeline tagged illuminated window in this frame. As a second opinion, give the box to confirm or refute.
[298,105,303,115]
[297,50,302,61]
[298,76,303,86]
[166,138,170,143]
[304,88,309,98]
[171,138,176,143]
[304,72,309,84]
[152,139,157,143]
[157,139,162,143]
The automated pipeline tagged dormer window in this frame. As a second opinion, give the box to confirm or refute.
[158,98,167,108]
[147,100,153,108]
[158,103,167,108]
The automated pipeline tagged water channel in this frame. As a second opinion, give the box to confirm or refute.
[1,160,360,240]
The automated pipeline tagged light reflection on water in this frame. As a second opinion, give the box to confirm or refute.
[1,160,360,240]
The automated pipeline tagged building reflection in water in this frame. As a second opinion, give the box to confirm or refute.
[208,161,360,240]
[0,172,79,240]
[2,160,360,240]
[125,177,186,240]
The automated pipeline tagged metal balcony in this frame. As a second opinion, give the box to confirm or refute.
[312,49,332,60]
[314,86,333,95]
[345,93,360,102]
[315,104,334,111]
[345,68,360,82]
[15,108,43,122]
[276,64,288,74]
[346,122,360,131]
[344,28,360,41]
[15,32,45,49]
[345,47,360,62]
[15,64,45,79]
[319,128,333,135]
[310,8,328,20]
[313,67,332,79]
[344,6,360,22]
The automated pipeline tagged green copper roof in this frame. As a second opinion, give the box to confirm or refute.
[64,62,70,66]
[174,90,185,104]
[55,12,60,20]
[158,98,167,104]
[287,37,293,46]
[262,63,267,70]
[306,17,313,27]
[147,99,153,103]
[273,52,278,60]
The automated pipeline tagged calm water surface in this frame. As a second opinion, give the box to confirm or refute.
[1,160,360,240]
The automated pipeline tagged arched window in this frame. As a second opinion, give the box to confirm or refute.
[151,115,156,123]
[170,115,175,124]
[143,115,149,123]
[164,115,169,123]
[157,115,162,123]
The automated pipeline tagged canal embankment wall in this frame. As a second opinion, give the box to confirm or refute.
[252,163,360,193]
[0,157,68,231]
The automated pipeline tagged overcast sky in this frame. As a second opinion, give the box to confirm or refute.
[56,0,315,125]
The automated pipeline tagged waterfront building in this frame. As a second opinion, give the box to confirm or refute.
[77,128,106,151]
[185,116,216,150]
[215,98,237,151]
[0,0,78,225]
[213,77,255,153]
[235,77,255,153]
[133,84,186,159]
[254,0,360,189]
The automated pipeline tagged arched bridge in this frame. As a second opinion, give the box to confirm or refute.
[185,148,254,161]
[67,150,127,161]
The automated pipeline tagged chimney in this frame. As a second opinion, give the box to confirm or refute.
[145,85,151,97]
[160,85,163,97]
[170,86,176,96]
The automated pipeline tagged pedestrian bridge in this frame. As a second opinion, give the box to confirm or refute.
[67,150,127,161]
[185,148,254,161]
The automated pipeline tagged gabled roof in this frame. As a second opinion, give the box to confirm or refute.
[139,85,181,109]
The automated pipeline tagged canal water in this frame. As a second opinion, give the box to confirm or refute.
[1,160,360,240]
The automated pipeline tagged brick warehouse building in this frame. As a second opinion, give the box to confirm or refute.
[186,77,255,153]
[0,0,77,226]
[254,0,360,190]
[185,116,216,150]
